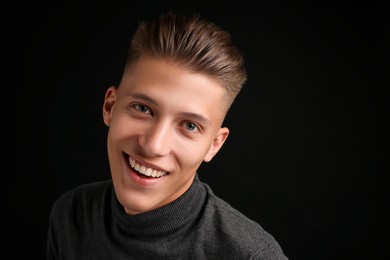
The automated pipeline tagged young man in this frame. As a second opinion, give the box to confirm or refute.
[47,11,288,259]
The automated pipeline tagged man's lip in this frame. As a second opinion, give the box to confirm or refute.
[122,152,169,185]
[122,152,169,173]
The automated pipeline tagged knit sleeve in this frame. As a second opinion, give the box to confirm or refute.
[250,242,289,260]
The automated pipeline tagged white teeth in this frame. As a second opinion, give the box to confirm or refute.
[145,168,152,176]
[128,157,167,178]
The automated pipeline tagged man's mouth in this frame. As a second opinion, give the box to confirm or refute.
[128,156,168,178]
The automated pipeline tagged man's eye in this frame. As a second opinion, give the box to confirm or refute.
[134,104,151,114]
[184,122,198,132]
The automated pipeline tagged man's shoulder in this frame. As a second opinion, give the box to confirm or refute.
[201,182,263,229]
[49,179,112,217]
[57,179,111,201]
[200,181,288,259]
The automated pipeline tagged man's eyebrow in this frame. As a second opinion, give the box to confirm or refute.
[179,112,211,126]
[126,93,158,106]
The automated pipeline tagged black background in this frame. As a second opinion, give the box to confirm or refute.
[2,1,388,259]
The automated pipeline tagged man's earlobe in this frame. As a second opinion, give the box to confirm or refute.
[204,127,229,162]
[103,86,117,126]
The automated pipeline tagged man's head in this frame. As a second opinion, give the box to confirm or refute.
[103,12,247,215]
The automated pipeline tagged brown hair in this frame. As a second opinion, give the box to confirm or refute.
[125,11,247,111]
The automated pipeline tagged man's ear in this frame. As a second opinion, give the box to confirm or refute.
[103,86,117,126]
[204,127,229,162]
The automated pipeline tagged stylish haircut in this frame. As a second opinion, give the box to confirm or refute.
[125,11,247,111]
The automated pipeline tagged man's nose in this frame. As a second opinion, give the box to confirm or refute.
[138,122,172,157]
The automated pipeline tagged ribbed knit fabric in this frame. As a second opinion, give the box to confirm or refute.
[112,177,206,237]
[47,176,288,259]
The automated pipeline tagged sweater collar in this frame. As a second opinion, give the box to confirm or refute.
[111,175,206,236]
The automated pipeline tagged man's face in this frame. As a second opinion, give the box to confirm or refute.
[103,56,229,215]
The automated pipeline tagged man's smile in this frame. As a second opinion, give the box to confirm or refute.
[124,153,169,179]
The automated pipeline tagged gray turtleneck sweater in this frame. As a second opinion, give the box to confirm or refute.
[47,176,288,259]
